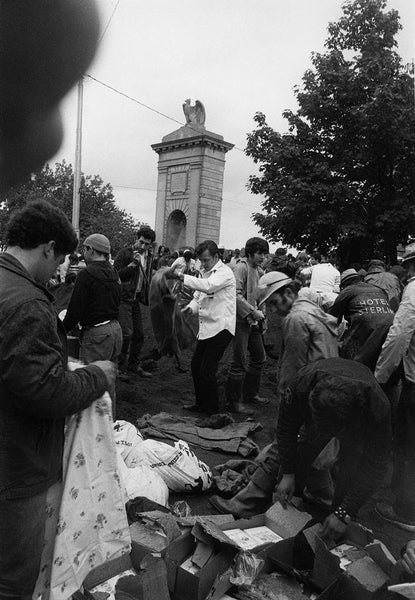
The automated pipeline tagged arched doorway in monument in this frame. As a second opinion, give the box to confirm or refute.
[166,209,187,251]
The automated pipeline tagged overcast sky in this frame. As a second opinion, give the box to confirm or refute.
[52,0,415,251]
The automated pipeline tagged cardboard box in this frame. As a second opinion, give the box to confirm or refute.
[311,523,396,598]
[175,545,236,600]
[129,510,182,567]
[220,501,312,552]
[83,552,132,590]
[163,514,234,593]
[174,502,312,600]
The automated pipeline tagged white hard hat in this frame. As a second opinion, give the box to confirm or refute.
[256,271,293,306]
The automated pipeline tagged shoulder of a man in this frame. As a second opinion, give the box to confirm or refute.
[114,246,133,267]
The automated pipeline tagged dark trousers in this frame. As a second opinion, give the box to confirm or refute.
[80,320,123,417]
[0,488,48,598]
[392,378,415,521]
[252,433,358,511]
[118,299,144,368]
[228,321,267,380]
[191,329,233,414]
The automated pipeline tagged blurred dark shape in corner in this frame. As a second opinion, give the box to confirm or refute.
[0,0,100,192]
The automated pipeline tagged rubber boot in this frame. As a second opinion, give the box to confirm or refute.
[226,378,254,415]
[243,371,270,405]
[209,480,271,518]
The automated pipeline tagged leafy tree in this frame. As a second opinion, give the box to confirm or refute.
[247,0,415,265]
[0,161,144,255]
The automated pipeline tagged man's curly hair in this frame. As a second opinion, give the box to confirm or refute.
[6,199,78,255]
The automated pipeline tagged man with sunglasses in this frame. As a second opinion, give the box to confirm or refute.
[114,226,156,377]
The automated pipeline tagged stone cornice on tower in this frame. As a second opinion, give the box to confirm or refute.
[151,125,234,154]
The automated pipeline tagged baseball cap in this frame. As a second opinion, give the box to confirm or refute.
[84,233,111,254]
[256,271,293,306]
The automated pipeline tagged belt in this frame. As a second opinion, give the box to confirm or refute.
[93,320,111,327]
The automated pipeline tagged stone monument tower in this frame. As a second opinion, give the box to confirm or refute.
[151,100,233,250]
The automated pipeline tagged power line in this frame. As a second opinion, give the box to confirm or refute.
[84,73,246,153]
[112,182,256,207]
[99,0,121,43]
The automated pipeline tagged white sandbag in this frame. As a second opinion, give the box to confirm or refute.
[113,420,144,467]
[139,439,212,492]
[116,449,169,506]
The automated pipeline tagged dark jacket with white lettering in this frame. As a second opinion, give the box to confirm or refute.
[0,253,107,499]
[330,281,394,360]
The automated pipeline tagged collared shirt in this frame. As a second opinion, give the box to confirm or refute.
[135,251,148,294]
[184,259,236,339]
[375,276,415,384]
[310,263,340,294]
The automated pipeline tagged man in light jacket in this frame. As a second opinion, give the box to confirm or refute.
[226,237,269,415]
[375,244,415,532]
[210,273,339,518]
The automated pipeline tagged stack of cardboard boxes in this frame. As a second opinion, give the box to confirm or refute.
[75,502,412,600]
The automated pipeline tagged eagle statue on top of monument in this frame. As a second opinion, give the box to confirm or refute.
[182,99,206,127]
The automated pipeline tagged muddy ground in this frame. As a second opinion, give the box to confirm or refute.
[114,305,412,559]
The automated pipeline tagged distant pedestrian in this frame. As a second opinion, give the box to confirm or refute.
[364,259,401,311]
[310,253,340,310]
[114,226,156,378]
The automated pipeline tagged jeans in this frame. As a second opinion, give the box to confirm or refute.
[392,378,415,521]
[118,299,144,368]
[191,330,233,414]
[0,489,48,599]
[228,321,267,380]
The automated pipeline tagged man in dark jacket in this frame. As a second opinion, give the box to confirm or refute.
[329,268,394,363]
[211,359,391,541]
[114,226,155,377]
[63,233,122,408]
[274,358,391,540]
[0,201,115,599]
[364,259,402,311]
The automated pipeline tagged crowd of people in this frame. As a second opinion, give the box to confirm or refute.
[2,199,415,598]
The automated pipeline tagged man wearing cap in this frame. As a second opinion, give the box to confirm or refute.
[113,226,156,377]
[226,237,269,414]
[63,233,122,406]
[375,244,415,531]
[364,259,402,311]
[210,271,338,517]
[329,268,394,363]
[259,272,338,393]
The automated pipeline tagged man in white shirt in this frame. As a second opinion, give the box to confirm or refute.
[166,240,236,414]
[374,243,415,532]
[310,253,340,310]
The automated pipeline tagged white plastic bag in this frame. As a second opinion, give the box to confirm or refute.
[116,449,169,506]
[139,439,212,492]
[113,420,144,467]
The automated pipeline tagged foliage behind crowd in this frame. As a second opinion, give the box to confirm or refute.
[0,161,143,256]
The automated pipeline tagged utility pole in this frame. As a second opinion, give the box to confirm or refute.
[72,77,84,240]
